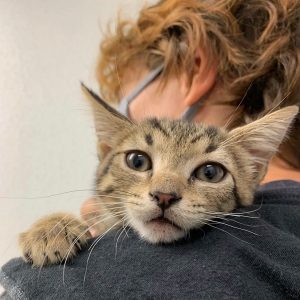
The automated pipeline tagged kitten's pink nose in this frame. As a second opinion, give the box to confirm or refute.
[150,192,181,210]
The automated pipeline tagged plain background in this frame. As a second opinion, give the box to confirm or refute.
[0,0,156,267]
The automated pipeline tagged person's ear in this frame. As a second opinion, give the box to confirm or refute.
[81,83,134,159]
[184,48,217,106]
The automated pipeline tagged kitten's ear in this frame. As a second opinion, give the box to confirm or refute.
[228,106,299,180]
[81,83,133,158]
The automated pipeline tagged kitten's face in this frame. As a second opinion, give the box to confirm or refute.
[82,85,298,243]
[96,119,256,243]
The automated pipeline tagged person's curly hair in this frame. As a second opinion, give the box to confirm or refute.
[96,0,300,168]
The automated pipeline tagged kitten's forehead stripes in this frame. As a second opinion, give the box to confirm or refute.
[148,119,170,137]
[190,133,205,144]
[206,127,218,138]
[190,126,218,144]
[205,144,218,153]
[148,118,221,146]
[145,134,153,145]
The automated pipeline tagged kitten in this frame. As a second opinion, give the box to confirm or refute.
[19,85,298,266]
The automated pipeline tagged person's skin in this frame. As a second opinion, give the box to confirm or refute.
[82,49,300,235]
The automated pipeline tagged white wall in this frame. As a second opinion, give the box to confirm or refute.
[0,0,154,266]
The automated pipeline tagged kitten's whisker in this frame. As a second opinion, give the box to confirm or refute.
[222,214,259,219]
[267,90,292,115]
[84,203,122,208]
[113,225,125,256]
[107,202,140,207]
[202,211,260,219]
[83,201,132,207]
[87,216,125,252]
[219,129,260,147]
[83,218,125,285]
[95,194,134,201]
[214,216,262,228]
[84,210,126,234]
[38,213,77,245]
[43,211,125,271]
[220,134,253,148]
[123,224,130,239]
[114,219,130,258]
[62,214,124,285]
[0,188,139,201]
[38,210,111,270]
[224,81,253,129]
[105,200,140,205]
[184,205,261,219]
[219,128,247,144]
[118,223,130,250]
[107,191,138,197]
[96,189,138,197]
[206,205,262,216]
[197,210,261,227]
[205,222,253,245]
[207,219,259,235]
[61,211,124,256]
[0,188,97,200]
[221,95,294,146]
[81,211,125,230]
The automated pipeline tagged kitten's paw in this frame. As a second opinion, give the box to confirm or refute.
[19,213,92,267]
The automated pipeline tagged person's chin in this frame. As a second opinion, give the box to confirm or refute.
[132,217,186,243]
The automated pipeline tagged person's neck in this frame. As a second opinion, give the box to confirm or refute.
[261,156,300,184]
[193,103,236,127]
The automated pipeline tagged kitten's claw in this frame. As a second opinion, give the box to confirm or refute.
[19,213,91,267]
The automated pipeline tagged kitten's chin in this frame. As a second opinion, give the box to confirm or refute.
[131,218,186,243]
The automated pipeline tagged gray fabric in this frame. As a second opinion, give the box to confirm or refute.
[1,180,300,299]
[0,272,26,300]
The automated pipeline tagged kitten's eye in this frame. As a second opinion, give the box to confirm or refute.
[126,151,152,172]
[193,163,225,183]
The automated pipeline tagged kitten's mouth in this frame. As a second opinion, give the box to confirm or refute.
[148,217,182,230]
[136,215,186,243]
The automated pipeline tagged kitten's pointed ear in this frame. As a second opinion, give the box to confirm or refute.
[81,83,133,158]
[228,105,298,180]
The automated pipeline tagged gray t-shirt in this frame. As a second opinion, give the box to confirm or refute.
[1,180,300,299]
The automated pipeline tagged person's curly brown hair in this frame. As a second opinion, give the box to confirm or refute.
[96,0,300,168]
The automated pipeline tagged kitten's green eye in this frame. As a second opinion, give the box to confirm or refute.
[193,163,225,183]
[126,151,152,172]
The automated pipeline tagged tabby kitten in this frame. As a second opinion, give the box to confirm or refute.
[19,85,298,266]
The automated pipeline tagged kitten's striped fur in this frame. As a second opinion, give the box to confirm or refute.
[19,85,298,266]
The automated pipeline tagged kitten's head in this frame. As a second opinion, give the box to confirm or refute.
[83,84,298,243]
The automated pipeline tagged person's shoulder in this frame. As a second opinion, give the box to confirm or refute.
[253,180,300,236]
[255,180,300,205]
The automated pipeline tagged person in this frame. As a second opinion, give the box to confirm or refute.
[81,0,300,234]
[1,0,300,299]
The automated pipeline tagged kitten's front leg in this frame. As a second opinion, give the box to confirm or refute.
[19,213,92,267]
